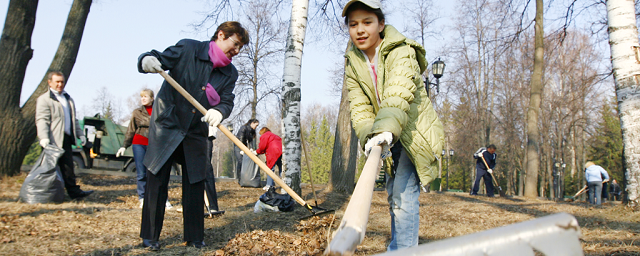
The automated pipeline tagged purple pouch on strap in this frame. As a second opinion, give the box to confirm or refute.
[205,83,220,106]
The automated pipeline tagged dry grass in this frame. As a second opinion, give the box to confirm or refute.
[0,172,638,255]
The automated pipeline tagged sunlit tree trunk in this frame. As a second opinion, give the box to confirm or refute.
[0,0,92,176]
[606,0,640,207]
[281,0,309,196]
[524,0,544,198]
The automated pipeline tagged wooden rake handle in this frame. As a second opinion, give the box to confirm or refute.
[158,70,307,206]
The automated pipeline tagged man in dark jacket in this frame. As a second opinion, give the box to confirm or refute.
[610,179,621,201]
[136,21,249,251]
[471,145,497,197]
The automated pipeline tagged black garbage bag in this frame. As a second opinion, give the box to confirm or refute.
[259,187,295,212]
[19,145,66,204]
[239,154,261,188]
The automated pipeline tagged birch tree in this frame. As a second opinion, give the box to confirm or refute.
[606,0,640,206]
[281,0,310,195]
[0,0,93,176]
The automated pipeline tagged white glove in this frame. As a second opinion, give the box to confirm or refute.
[487,169,493,174]
[116,147,126,157]
[240,151,245,155]
[251,149,258,155]
[364,132,393,158]
[80,136,87,146]
[201,109,223,127]
[141,56,162,73]
[39,139,50,148]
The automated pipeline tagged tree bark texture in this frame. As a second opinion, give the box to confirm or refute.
[281,0,309,196]
[606,0,640,207]
[524,0,544,198]
[0,0,92,176]
[328,67,358,194]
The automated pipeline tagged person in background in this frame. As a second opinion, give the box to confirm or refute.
[610,179,621,201]
[116,89,172,209]
[234,119,259,180]
[341,0,445,251]
[601,173,609,203]
[255,127,283,191]
[584,161,609,205]
[136,21,248,250]
[36,71,93,200]
[471,145,497,197]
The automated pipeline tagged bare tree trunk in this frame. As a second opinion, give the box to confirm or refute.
[524,0,544,198]
[606,0,640,207]
[0,0,92,176]
[328,71,358,193]
[281,0,309,196]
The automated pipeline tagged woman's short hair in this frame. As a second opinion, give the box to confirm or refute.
[245,118,259,126]
[140,89,154,99]
[259,127,270,135]
[211,21,250,45]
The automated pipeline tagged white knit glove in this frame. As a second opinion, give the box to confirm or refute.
[487,169,493,174]
[141,56,162,73]
[208,126,218,139]
[364,132,393,158]
[80,136,87,146]
[201,109,223,127]
[40,139,50,148]
[116,147,126,157]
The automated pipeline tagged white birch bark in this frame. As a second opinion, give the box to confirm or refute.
[606,0,640,207]
[281,0,309,195]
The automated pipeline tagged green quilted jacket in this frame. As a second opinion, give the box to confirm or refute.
[344,25,445,186]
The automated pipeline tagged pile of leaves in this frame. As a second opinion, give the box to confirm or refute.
[216,215,335,256]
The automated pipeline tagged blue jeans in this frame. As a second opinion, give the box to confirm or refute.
[386,146,420,251]
[132,144,148,199]
[266,156,283,186]
[588,181,603,205]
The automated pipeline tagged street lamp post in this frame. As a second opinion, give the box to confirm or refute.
[424,58,446,96]
[445,149,454,191]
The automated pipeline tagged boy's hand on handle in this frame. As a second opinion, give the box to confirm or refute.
[116,147,126,157]
[364,132,393,158]
[488,169,493,174]
[39,139,50,148]
[141,56,162,73]
[202,109,223,127]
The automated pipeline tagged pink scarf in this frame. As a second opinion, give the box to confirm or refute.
[205,41,232,106]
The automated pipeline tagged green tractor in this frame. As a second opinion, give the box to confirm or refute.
[72,115,180,175]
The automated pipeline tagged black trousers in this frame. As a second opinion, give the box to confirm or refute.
[59,134,82,196]
[472,167,495,196]
[140,143,205,242]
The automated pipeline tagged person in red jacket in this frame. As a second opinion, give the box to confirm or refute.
[256,127,283,191]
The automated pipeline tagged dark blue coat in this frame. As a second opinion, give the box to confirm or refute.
[475,151,496,171]
[138,39,237,184]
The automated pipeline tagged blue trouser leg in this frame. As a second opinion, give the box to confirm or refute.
[386,147,420,251]
[266,156,282,186]
[588,181,602,204]
[132,144,147,199]
[472,168,487,195]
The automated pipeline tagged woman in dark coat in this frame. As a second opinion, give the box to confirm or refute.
[136,21,249,250]
[234,119,259,179]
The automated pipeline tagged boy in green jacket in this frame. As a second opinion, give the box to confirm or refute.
[342,0,445,251]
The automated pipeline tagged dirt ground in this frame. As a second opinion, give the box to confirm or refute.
[0,172,639,256]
